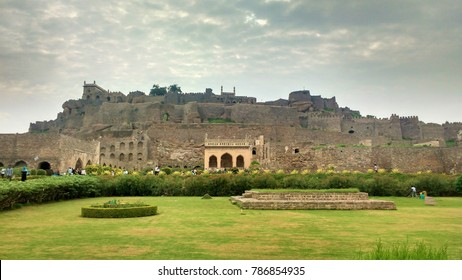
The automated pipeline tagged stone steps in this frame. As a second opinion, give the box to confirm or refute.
[231,191,397,210]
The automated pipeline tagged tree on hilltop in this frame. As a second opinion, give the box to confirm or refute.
[150,84,167,96]
[168,84,182,94]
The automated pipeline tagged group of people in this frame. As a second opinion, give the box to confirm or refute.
[66,167,86,175]
[0,166,28,181]
[1,166,14,180]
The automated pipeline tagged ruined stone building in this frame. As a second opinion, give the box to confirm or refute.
[1,81,462,174]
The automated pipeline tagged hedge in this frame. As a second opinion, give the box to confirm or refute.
[1,172,461,210]
[81,205,157,218]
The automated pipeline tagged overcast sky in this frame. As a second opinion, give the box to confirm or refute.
[1,0,461,133]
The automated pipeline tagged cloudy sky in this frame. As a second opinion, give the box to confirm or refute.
[1,0,461,133]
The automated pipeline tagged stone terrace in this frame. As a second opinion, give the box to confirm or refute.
[230,191,397,210]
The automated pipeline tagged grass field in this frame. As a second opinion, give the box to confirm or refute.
[0,196,461,259]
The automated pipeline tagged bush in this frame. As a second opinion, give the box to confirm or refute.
[81,205,157,218]
[455,174,462,195]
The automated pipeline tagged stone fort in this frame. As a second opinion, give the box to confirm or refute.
[1,81,462,174]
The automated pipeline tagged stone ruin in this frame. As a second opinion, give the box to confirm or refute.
[230,190,397,210]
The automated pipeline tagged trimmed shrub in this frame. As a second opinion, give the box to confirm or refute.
[81,205,157,218]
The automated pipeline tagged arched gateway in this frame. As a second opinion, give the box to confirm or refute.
[204,136,252,170]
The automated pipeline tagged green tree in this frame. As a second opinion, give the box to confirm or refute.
[149,84,167,96]
[168,84,182,94]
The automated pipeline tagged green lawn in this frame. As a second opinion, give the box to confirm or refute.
[0,196,461,260]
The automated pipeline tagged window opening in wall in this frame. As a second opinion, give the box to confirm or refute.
[128,153,133,161]
[129,142,134,150]
[220,153,232,168]
[348,130,355,134]
[252,147,257,155]
[138,142,143,149]
[294,148,299,154]
[120,142,125,150]
[110,145,115,152]
[119,153,125,161]
[236,155,244,168]
[137,153,143,160]
[86,160,92,166]
[110,153,115,159]
[75,158,83,170]
[209,155,217,168]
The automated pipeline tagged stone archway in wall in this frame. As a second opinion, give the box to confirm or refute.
[14,160,27,167]
[86,160,92,166]
[38,161,51,170]
[75,158,83,170]
[209,155,217,168]
[220,153,233,168]
[236,155,244,168]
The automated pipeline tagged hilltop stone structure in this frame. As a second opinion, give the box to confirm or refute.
[1,81,462,174]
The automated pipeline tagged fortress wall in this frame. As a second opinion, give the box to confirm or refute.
[443,123,462,141]
[442,147,462,173]
[375,121,402,140]
[324,97,338,110]
[0,134,19,165]
[421,123,445,140]
[400,117,421,140]
[306,116,341,132]
[58,135,100,173]
[99,136,148,170]
[197,104,226,121]
[230,104,299,125]
[0,133,61,169]
[372,147,447,173]
[341,119,377,137]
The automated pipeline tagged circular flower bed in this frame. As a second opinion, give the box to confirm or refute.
[81,199,157,218]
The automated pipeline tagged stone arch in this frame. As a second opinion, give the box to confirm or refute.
[137,141,143,149]
[100,147,106,153]
[86,160,92,166]
[137,153,143,160]
[38,161,51,170]
[129,142,134,150]
[14,160,27,167]
[220,153,233,168]
[236,155,244,168]
[252,147,257,155]
[119,153,125,161]
[209,155,217,168]
[120,142,125,150]
[75,158,83,170]
[128,153,133,161]
[162,112,169,121]
[110,145,115,152]
[110,153,115,159]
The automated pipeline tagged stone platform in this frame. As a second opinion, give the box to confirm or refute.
[230,191,397,210]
